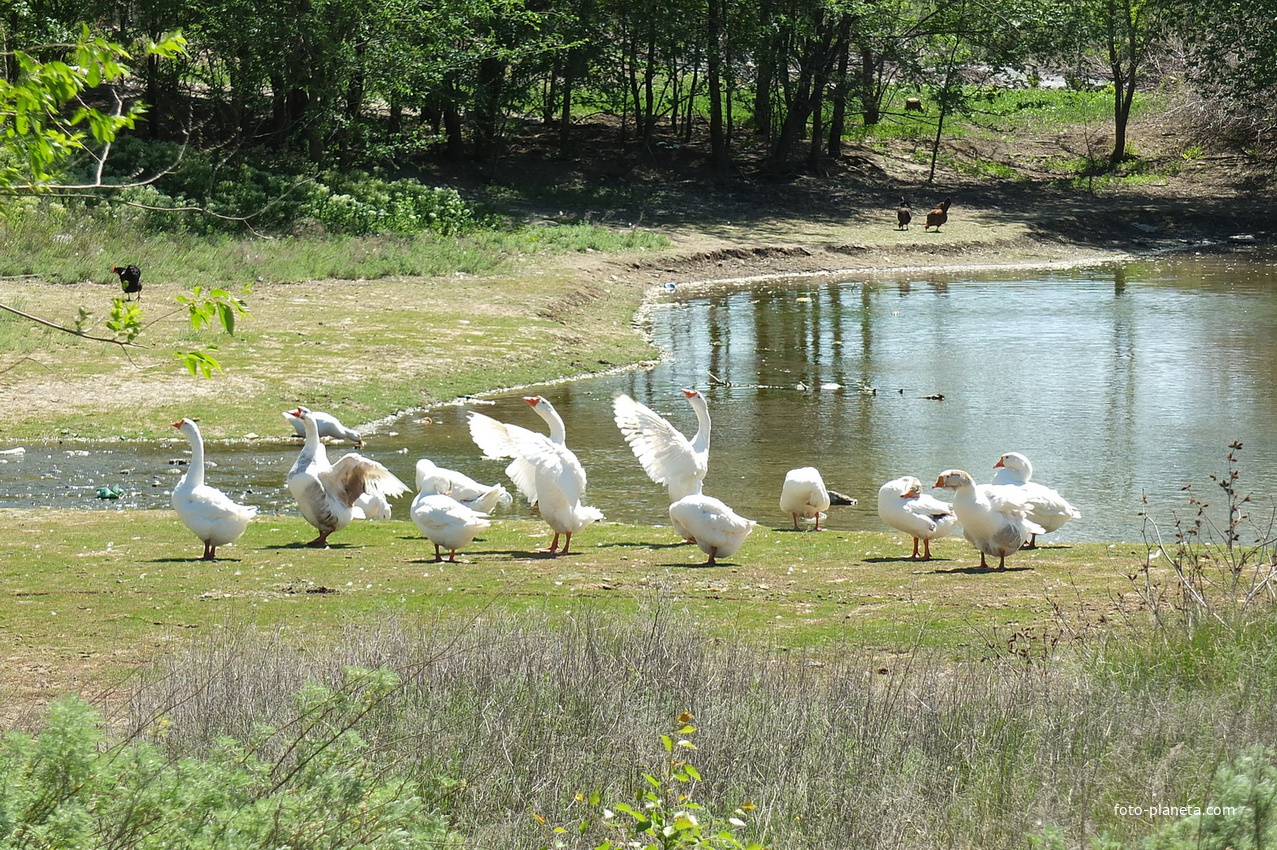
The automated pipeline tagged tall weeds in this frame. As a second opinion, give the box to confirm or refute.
[109,597,1276,850]
[1134,441,1277,633]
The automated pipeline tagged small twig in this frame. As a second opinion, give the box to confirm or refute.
[0,355,70,381]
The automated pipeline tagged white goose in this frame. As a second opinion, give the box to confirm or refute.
[933,469,1044,570]
[415,458,511,514]
[467,396,603,555]
[283,408,363,445]
[877,475,957,560]
[779,466,831,531]
[285,407,409,546]
[669,493,756,566]
[170,418,257,560]
[613,389,711,501]
[352,492,393,520]
[991,452,1082,547]
[410,492,490,563]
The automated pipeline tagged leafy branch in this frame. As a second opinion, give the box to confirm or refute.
[0,27,188,194]
[0,301,145,347]
[0,284,252,377]
[540,713,764,850]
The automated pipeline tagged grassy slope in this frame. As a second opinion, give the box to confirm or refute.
[0,268,657,442]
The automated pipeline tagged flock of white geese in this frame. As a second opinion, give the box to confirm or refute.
[169,392,1080,569]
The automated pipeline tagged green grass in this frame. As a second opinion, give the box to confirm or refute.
[0,203,667,289]
[0,220,665,442]
[0,507,1142,697]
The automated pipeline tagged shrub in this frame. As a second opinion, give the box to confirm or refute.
[94,138,492,237]
[0,685,459,848]
[1143,747,1277,849]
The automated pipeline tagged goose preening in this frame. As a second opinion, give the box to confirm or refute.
[779,466,831,531]
[352,492,393,520]
[876,475,957,560]
[170,418,256,560]
[991,452,1081,547]
[467,395,603,555]
[933,469,1043,570]
[410,492,490,563]
[113,264,142,300]
[668,494,756,566]
[283,408,363,446]
[285,407,409,547]
[415,458,511,514]
[612,389,711,502]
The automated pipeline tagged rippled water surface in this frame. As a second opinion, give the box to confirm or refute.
[6,249,1276,542]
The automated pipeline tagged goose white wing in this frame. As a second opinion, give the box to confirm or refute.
[527,442,588,507]
[467,412,543,503]
[613,394,705,499]
[467,411,529,460]
[902,492,957,536]
[983,483,1040,525]
[1020,482,1082,532]
[320,454,409,507]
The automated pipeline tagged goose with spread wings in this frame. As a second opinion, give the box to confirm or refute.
[285,406,409,546]
[467,396,603,555]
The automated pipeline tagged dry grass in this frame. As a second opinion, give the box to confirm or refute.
[113,604,1273,850]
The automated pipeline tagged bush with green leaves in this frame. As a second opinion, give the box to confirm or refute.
[302,171,490,236]
[96,138,492,237]
[0,677,460,849]
[1139,747,1277,850]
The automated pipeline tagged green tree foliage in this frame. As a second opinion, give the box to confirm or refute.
[1174,0,1277,145]
[0,28,252,376]
[0,25,186,193]
[3,0,1266,191]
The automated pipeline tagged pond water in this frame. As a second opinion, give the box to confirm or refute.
[5,247,1276,543]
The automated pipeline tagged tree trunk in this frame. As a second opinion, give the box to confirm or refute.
[858,44,881,125]
[752,0,777,141]
[826,15,852,157]
[473,57,506,162]
[707,0,728,170]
